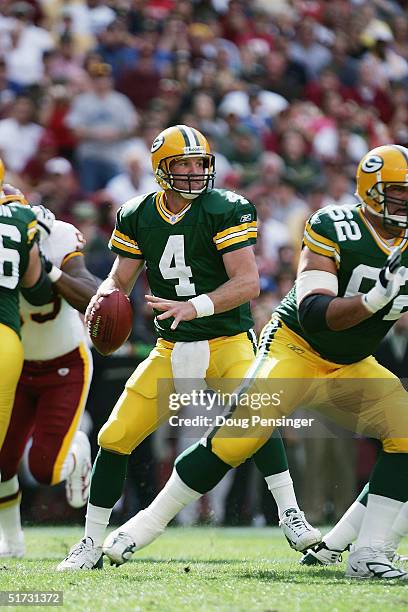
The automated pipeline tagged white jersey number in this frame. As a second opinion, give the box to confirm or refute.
[159,235,196,297]
[0,222,21,289]
[327,206,362,242]
[345,263,408,320]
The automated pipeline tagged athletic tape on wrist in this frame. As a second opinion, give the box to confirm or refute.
[188,294,214,318]
[48,265,62,283]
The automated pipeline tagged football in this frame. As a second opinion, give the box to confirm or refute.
[88,289,133,356]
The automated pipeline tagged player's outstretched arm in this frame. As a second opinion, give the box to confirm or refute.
[84,255,144,324]
[49,255,100,314]
[20,242,55,305]
[298,247,373,332]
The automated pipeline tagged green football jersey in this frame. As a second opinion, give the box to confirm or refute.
[0,202,37,336]
[276,203,408,364]
[109,189,257,342]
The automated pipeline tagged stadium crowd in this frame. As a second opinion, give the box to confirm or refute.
[1,0,408,527]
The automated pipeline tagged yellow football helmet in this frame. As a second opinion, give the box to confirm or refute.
[150,125,215,199]
[356,144,408,228]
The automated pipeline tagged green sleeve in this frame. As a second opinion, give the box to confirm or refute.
[108,203,144,260]
[211,191,257,255]
[303,206,341,267]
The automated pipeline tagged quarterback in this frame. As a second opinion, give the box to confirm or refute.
[57,125,319,570]
[0,197,98,557]
[104,145,408,581]
[0,166,55,455]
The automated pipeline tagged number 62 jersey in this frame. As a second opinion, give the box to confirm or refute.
[109,189,257,342]
[276,203,408,364]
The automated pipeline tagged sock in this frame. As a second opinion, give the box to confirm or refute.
[324,483,369,551]
[253,433,289,475]
[264,470,299,518]
[89,448,128,508]
[59,453,75,481]
[369,451,408,502]
[175,441,231,493]
[85,503,113,547]
[124,469,201,548]
[356,493,403,550]
[384,501,408,553]
[0,476,22,541]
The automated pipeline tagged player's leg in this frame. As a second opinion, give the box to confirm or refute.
[333,358,408,579]
[57,340,174,570]
[27,345,93,508]
[0,377,36,557]
[103,321,318,564]
[0,323,24,451]
[301,483,369,566]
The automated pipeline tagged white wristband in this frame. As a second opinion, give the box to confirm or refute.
[188,294,214,318]
[48,265,62,283]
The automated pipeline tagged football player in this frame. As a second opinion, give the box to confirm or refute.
[0,191,99,557]
[0,165,54,455]
[104,145,408,581]
[57,125,319,570]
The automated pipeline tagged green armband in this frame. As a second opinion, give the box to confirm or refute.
[21,268,55,306]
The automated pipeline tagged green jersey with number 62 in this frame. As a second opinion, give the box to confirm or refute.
[276,203,408,364]
[0,202,38,336]
[109,188,257,342]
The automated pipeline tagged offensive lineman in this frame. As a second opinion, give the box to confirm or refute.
[0,165,53,455]
[104,145,408,581]
[0,193,99,557]
[57,125,319,570]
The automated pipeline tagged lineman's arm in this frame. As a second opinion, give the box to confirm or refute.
[147,245,260,330]
[51,255,100,314]
[20,242,44,288]
[84,255,144,324]
[298,247,372,331]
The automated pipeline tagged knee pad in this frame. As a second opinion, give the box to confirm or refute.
[383,438,408,453]
[28,447,53,485]
[98,419,130,454]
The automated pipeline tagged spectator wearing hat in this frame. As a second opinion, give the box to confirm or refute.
[65,61,138,192]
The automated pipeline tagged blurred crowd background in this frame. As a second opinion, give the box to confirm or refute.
[2,0,408,528]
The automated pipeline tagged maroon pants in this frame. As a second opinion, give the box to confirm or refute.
[0,344,92,485]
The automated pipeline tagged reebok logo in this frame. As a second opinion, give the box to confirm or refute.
[240,214,252,223]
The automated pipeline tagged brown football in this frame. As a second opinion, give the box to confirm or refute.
[88,290,133,356]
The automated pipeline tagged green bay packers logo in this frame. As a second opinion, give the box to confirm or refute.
[361,155,384,173]
[151,135,164,153]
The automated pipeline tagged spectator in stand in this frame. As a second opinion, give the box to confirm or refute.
[279,128,321,195]
[0,94,43,174]
[116,38,161,110]
[65,61,138,192]
[289,17,332,80]
[104,147,157,212]
[93,19,138,82]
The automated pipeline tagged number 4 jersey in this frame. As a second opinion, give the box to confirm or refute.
[109,189,257,342]
[0,202,37,337]
[276,203,408,364]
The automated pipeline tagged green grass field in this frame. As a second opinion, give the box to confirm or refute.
[2,527,408,611]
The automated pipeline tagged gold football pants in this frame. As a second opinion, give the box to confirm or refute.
[98,332,256,454]
[0,323,24,451]
[208,317,408,467]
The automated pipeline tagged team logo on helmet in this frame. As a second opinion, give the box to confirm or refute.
[361,155,384,173]
[151,135,164,153]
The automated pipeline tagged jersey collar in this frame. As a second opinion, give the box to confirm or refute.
[155,192,192,225]
[358,208,408,254]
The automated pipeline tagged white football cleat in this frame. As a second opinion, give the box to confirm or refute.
[56,537,103,571]
[0,532,25,558]
[103,531,137,567]
[279,508,321,552]
[346,547,408,580]
[300,541,345,566]
[66,431,91,508]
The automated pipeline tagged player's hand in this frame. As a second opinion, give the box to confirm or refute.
[32,205,55,240]
[362,247,406,313]
[85,289,116,325]
[146,294,197,330]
